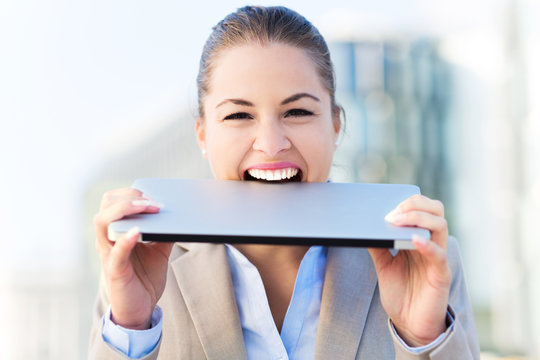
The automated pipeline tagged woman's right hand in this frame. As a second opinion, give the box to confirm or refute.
[94,188,174,330]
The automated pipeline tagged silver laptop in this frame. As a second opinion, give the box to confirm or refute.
[108,178,430,249]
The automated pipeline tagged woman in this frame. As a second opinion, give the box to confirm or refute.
[90,6,479,359]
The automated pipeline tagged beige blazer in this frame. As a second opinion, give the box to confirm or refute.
[89,237,480,359]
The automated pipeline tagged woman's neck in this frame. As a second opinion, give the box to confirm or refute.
[232,244,309,269]
[231,243,310,332]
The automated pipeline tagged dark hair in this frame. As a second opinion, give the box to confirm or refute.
[196,5,340,122]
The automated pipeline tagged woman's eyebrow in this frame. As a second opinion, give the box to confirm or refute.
[216,99,253,108]
[215,93,320,108]
[281,93,320,105]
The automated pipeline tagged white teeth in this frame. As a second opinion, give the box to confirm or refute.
[247,167,299,181]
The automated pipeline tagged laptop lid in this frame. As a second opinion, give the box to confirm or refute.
[108,178,430,249]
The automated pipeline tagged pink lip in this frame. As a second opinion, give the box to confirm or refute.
[246,162,301,170]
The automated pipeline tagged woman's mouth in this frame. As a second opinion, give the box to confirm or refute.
[243,167,303,183]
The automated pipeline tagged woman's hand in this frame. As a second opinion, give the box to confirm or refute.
[367,194,451,347]
[94,188,174,330]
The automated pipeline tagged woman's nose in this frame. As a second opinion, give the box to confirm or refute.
[252,119,292,157]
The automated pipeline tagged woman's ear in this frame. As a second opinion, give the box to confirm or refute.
[332,105,342,146]
[195,117,208,158]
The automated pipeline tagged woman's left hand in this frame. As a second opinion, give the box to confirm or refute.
[367,194,451,347]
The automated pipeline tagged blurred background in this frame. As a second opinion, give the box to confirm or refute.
[0,0,538,358]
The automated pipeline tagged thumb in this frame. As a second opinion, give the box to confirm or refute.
[412,234,451,281]
[109,226,140,274]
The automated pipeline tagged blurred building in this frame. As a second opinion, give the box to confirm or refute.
[330,39,451,199]
[327,7,539,355]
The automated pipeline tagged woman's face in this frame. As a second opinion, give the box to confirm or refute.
[196,43,340,183]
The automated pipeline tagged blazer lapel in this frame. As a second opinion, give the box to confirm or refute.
[314,247,378,360]
[170,243,247,360]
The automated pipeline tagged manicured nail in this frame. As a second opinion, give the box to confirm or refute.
[126,226,140,239]
[142,193,154,200]
[412,234,428,247]
[384,209,400,222]
[147,200,164,208]
[385,209,405,224]
[393,213,407,224]
[132,200,164,208]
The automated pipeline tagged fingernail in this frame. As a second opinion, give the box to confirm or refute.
[393,213,406,224]
[412,234,428,247]
[385,210,405,224]
[384,209,400,222]
[142,193,154,200]
[126,226,139,239]
[132,200,164,208]
[147,200,164,208]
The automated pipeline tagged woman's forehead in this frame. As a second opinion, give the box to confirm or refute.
[207,44,328,103]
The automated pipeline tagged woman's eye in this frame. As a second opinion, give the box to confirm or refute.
[285,108,314,117]
[224,112,253,120]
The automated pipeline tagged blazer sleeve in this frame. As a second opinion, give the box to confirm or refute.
[390,236,481,360]
[88,273,163,360]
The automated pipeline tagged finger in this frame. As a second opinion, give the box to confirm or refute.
[387,210,448,249]
[100,188,158,211]
[131,199,165,211]
[94,199,163,253]
[411,234,451,285]
[387,194,444,219]
[94,211,115,257]
[388,210,447,231]
[108,226,140,276]
[100,188,145,210]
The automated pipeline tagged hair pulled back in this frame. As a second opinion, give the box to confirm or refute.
[197,6,338,119]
